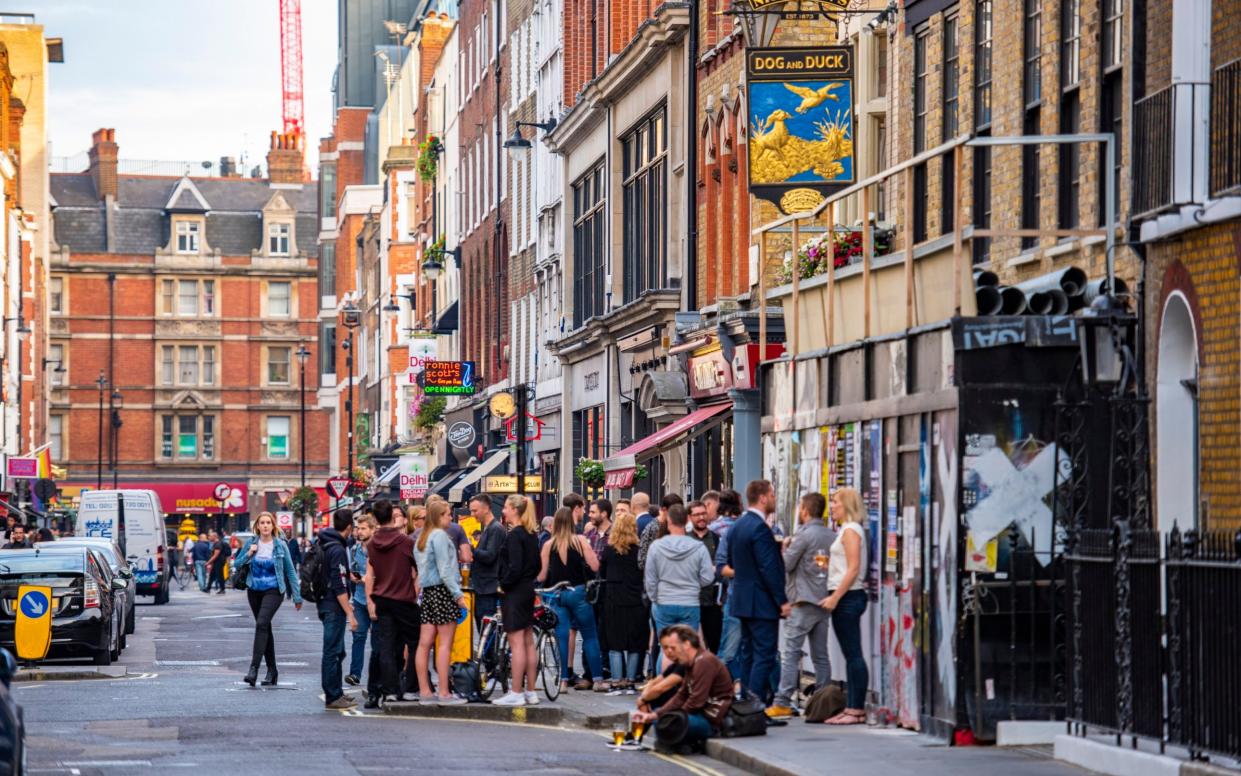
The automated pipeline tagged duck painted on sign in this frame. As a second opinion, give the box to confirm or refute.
[783,81,844,114]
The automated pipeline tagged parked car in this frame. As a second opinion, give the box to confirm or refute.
[52,538,135,637]
[0,647,25,776]
[0,547,125,665]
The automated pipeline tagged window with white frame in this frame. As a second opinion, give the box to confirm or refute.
[160,278,215,317]
[268,222,291,255]
[267,346,291,384]
[175,220,200,254]
[49,277,64,314]
[267,416,291,459]
[161,414,216,460]
[49,343,65,387]
[49,414,64,461]
[160,344,216,386]
[268,281,292,317]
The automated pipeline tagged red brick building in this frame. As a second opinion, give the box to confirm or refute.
[48,129,329,530]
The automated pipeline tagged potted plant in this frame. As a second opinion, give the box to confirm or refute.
[286,486,319,521]
[414,396,447,431]
[574,459,606,489]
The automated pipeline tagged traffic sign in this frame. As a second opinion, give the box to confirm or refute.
[327,476,350,500]
[15,585,53,661]
[276,511,294,530]
[213,482,232,501]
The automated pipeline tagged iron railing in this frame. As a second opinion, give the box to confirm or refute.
[1211,58,1241,196]
[1133,86,1175,215]
[1067,524,1241,761]
[1166,527,1241,759]
[1133,83,1210,217]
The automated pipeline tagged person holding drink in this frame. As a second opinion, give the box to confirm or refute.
[767,492,837,719]
[632,625,734,753]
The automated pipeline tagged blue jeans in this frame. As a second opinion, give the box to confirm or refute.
[718,612,742,678]
[737,616,779,703]
[609,650,641,682]
[194,561,207,591]
[832,589,869,709]
[349,600,372,680]
[546,585,603,682]
[318,600,348,703]
[656,711,715,747]
[652,604,701,670]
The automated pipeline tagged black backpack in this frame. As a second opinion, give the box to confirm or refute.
[299,538,327,603]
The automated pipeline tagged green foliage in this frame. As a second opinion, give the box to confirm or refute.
[414,396,447,431]
[575,458,606,488]
[417,136,442,181]
[287,486,319,518]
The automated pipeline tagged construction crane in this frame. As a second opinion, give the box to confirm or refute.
[279,0,304,139]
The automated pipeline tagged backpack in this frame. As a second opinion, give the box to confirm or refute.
[718,692,769,739]
[299,538,327,603]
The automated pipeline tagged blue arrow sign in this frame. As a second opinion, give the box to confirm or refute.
[19,589,49,618]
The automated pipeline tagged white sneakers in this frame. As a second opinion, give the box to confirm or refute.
[524,691,540,705]
[493,691,526,707]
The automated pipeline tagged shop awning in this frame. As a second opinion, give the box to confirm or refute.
[449,450,509,503]
[603,402,731,489]
[427,468,468,500]
[434,301,459,334]
[375,460,402,486]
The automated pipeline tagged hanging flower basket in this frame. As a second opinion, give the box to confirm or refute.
[575,459,606,488]
[417,135,442,182]
[425,234,446,265]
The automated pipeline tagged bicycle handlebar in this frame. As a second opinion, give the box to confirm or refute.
[535,581,573,594]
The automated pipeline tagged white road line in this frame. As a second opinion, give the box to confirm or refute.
[155,660,220,666]
[62,761,151,767]
[190,613,245,620]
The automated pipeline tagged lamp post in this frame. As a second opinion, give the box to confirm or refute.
[95,371,106,489]
[296,344,311,488]
[110,389,123,489]
[341,301,361,496]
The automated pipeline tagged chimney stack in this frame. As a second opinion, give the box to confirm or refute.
[88,128,118,200]
[266,131,306,184]
[219,156,239,178]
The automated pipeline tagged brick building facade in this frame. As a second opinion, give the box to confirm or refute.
[49,130,329,529]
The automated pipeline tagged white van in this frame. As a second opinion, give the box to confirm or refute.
[76,490,171,604]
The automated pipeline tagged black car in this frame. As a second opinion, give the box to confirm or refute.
[0,648,24,775]
[0,547,125,665]
[53,538,136,639]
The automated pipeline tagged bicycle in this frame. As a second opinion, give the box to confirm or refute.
[173,554,192,590]
[476,583,564,702]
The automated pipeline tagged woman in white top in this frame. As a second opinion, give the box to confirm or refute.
[819,487,868,724]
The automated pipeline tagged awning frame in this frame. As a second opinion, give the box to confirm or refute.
[602,402,732,488]
[449,450,510,502]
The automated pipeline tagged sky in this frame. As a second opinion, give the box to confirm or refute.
[28,0,338,175]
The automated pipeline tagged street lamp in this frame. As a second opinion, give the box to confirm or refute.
[95,371,106,489]
[502,118,559,160]
[1079,298,1129,392]
[110,389,123,488]
[341,301,361,496]
[296,343,311,488]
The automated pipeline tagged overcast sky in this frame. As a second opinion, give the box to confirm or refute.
[29,0,337,174]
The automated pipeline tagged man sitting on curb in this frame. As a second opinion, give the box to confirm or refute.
[633,624,734,754]
[637,633,687,715]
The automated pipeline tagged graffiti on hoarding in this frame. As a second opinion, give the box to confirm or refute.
[963,439,1068,565]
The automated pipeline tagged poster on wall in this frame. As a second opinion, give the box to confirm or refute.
[746,46,856,214]
[762,431,799,536]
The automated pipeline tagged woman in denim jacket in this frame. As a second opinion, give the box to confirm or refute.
[412,498,466,703]
[233,512,303,687]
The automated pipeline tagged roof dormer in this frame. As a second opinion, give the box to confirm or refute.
[260,191,298,257]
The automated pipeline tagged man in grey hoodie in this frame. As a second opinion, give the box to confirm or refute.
[645,503,716,658]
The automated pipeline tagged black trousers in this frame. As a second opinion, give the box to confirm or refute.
[701,604,723,654]
[593,597,610,677]
[210,561,226,592]
[372,596,421,697]
[247,588,283,669]
[474,592,499,631]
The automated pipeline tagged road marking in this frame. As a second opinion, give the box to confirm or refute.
[191,613,245,620]
[155,660,220,666]
[62,761,152,767]
[655,752,729,776]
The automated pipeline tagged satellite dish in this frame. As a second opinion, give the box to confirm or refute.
[201,161,211,169]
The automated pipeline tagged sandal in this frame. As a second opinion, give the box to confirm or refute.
[825,710,866,725]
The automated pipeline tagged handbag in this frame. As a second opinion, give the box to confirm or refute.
[585,579,604,605]
[718,692,768,738]
[231,559,250,590]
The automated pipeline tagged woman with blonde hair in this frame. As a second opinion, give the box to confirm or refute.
[233,511,302,687]
[599,510,647,690]
[819,487,869,724]
[412,499,466,703]
[539,506,603,692]
[404,504,425,536]
[493,493,541,706]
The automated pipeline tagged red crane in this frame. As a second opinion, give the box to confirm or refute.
[279,0,304,138]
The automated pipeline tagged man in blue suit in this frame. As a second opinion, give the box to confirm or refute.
[726,479,790,704]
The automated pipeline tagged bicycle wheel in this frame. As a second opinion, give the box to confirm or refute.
[481,631,509,699]
[538,631,561,701]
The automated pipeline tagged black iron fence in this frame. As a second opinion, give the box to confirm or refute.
[1134,86,1174,215]
[1211,58,1241,196]
[1066,523,1241,761]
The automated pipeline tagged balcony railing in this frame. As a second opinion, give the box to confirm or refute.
[1133,87,1174,215]
[1133,82,1211,217]
[1211,58,1241,196]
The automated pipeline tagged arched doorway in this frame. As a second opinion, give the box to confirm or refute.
[1156,292,1199,531]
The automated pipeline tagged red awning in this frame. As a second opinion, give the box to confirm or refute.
[603,402,731,489]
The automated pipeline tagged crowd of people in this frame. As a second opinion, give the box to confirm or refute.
[226,478,871,748]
